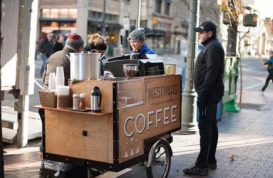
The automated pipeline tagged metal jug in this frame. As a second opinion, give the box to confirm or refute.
[70,53,101,81]
[91,86,102,112]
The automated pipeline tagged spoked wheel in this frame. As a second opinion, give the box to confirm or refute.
[146,139,172,178]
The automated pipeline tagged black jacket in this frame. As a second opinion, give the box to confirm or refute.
[194,36,225,103]
[39,37,54,57]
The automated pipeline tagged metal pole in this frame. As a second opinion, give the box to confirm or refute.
[102,0,107,36]
[178,0,200,134]
[76,0,88,44]
[136,0,141,29]
[0,0,5,175]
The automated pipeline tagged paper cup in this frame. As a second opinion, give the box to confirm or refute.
[48,73,56,91]
[164,64,176,75]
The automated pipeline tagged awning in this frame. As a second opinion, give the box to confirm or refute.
[88,20,123,30]
[130,26,151,33]
[146,29,166,37]
[174,31,187,36]
[40,18,76,22]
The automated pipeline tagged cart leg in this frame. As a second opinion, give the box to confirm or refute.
[87,167,91,178]
[146,138,172,178]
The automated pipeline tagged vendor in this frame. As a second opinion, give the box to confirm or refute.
[127,28,156,55]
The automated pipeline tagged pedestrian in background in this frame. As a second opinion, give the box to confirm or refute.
[183,21,225,176]
[39,32,54,76]
[53,35,64,53]
[261,50,273,92]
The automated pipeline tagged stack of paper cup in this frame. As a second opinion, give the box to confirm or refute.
[48,73,56,91]
[56,66,65,89]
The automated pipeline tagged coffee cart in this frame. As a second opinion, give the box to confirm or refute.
[36,74,181,178]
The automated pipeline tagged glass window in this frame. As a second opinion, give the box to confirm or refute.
[42,9,50,18]
[68,9,77,18]
[165,2,170,15]
[50,9,59,18]
[59,9,68,18]
[156,0,162,13]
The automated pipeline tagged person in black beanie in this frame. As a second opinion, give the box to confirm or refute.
[183,21,225,176]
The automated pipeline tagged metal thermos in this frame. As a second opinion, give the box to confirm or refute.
[91,86,102,112]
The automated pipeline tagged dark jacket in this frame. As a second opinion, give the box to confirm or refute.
[131,44,156,55]
[42,47,74,89]
[264,56,273,73]
[194,36,225,103]
[53,42,64,53]
[39,37,54,57]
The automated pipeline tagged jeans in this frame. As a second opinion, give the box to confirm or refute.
[40,54,48,76]
[195,91,222,169]
[262,73,273,91]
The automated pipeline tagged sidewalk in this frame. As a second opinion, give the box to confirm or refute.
[3,87,273,178]
[3,89,273,178]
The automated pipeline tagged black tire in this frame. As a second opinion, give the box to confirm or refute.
[146,140,171,178]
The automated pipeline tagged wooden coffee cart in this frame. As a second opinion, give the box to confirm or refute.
[36,74,181,178]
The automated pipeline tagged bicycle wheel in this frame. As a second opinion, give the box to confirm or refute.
[146,140,171,178]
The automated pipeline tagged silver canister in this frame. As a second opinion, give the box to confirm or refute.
[73,94,79,110]
[70,53,101,81]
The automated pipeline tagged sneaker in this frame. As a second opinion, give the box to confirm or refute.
[183,166,208,176]
[207,163,217,169]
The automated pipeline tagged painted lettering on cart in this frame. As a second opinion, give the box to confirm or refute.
[148,84,178,99]
[124,105,177,138]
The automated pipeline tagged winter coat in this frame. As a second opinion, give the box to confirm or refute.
[42,47,75,89]
[194,36,225,103]
[131,44,156,55]
[39,37,54,57]
[264,56,273,73]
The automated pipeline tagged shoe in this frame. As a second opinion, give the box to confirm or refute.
[207,163,217,169]
[183,166,208,176]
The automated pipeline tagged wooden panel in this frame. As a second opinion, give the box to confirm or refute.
[33,105,111,116]
[117,79,144,108]
[107,114,114,163]
[45,110,85,159]
[118,75,181,163]
[84,114,113,163]
[70,80,115,113]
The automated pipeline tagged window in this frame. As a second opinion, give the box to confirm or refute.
[41,9,77,19]
[59,9,68,18]
[165,2,170,15]
[156,0,162,13]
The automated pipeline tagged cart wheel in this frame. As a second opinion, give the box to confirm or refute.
[146,139,172,178]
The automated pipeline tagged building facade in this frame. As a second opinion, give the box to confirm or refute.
[39,0,221,56]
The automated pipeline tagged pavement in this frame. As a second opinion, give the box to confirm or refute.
[3,56,273,178]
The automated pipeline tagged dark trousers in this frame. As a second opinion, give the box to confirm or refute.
[262,73,273,91]
[195,91,222,169]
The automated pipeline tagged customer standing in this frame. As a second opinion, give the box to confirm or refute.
[39,33,84,176]
[261,50,273,92]
[39,32,54,76]
[183,21,225,176]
